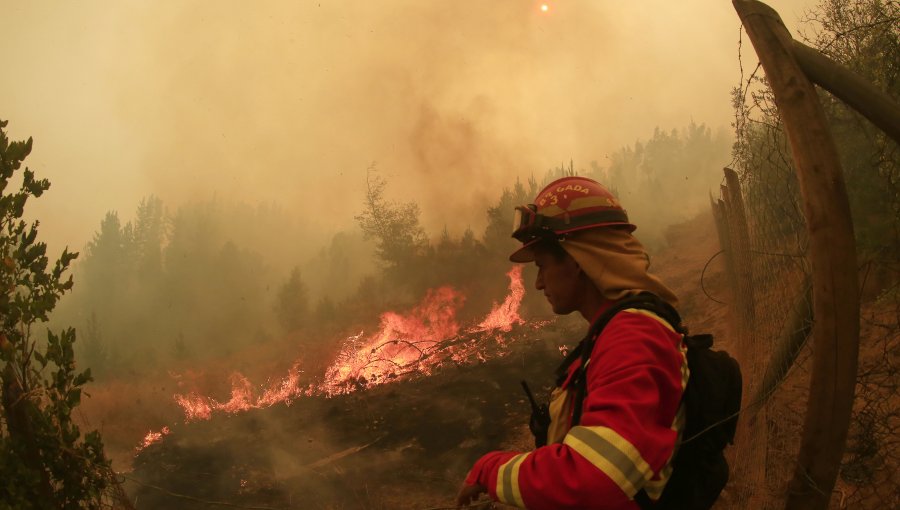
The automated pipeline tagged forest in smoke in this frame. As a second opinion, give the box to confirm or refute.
[29,119,733,473]
[52,121,729,386]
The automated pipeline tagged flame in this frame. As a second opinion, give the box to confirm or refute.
[257,365,307,407]
[471,265,525,333]
[173,364,309,420]
[173,392,212,421]
[163,266,528,432]
[320,286,464,395]
[136,426,170,452]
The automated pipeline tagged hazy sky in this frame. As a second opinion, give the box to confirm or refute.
[0,0,819,254]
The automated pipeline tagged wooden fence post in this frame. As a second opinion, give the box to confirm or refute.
[713,171,767,507]
[711,193,736,309]
[733,2,861,509]
[723,168,755,332]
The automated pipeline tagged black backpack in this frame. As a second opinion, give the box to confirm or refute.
[555,292,742,510]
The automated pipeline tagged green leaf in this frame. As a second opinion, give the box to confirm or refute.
[0,119,111,506]
[67,388,82,408]
[73,370,92,387]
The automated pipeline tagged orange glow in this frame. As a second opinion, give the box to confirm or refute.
[320,286,465,395]
[541,4,549,13]
[173,364,309,421]
[470,265,525,333]
[173,392,213,421]
[136,426,170,453]
[165,266,530,433]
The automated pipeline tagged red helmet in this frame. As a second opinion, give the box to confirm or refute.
[510,176,634,262]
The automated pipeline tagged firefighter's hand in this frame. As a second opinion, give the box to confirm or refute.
[456,482,487,507]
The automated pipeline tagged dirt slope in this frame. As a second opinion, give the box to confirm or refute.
[129,322,580,509]
[127,211,727,509]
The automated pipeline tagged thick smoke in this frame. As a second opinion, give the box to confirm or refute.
[1,0,818,251]
[1,0,822,480]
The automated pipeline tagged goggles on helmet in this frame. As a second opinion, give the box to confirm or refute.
[511,204,632,244]
[512,205,558,243]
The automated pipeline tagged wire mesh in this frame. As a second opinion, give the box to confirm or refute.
[718,3,900,507]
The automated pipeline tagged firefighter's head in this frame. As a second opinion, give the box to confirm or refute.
[509,176,633,264]
[530,239,590,315]
[510,176,678,308]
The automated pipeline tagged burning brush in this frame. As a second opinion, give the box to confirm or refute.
[139,266,529,452]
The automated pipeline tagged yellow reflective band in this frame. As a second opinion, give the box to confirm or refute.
[540,204,566,217]
[623,308,690,390]
[643,465,672,500]
[622,308,677,333]
[569,195,620,209]
[673,405,686,433]
[564,426,653,497]
[646,405,687,500]
[496,453,528,508]
[547,387,573,445]
[679,339,690,390]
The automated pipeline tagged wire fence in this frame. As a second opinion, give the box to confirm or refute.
[715,14,900,506]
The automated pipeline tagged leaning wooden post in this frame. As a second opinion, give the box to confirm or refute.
[709,194,733,302]
[710,194,728,257]
[716,186,742,340]
[732,2,860,509]
[721,167,767,507]
[723,167,755,330]
[712,181,766,507]
[710,194,741,340]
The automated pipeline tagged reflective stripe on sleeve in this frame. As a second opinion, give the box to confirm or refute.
[563,426,653,497]
[643,332,690,500]
[496,453,528,508]
[643,405,686,500]
[642,464,672,500]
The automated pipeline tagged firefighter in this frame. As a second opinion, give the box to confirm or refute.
[456,176,686,509]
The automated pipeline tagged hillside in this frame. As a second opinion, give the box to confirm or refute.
[123,211,728,509]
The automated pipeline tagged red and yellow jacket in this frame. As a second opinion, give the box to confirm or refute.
[465,301,688,509]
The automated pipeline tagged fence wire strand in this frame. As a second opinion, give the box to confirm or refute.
[721,5,900,506]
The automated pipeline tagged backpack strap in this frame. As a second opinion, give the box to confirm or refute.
[569,292,684,427]
[554,294,653,382]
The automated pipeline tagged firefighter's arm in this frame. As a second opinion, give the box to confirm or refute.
[455,481,486,507]
[467,312,685,510]
[458,451,517,506]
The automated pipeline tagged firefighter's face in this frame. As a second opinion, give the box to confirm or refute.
[533,245,583,315]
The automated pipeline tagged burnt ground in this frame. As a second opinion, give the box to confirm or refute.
[127,210,899,509]
[126,212,730,510]
[127,319,585,510]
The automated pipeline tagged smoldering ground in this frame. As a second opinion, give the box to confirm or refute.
[128,319,584,509]
[125,211,735,509]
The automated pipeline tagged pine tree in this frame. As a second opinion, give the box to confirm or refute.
[275,267,309,332]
